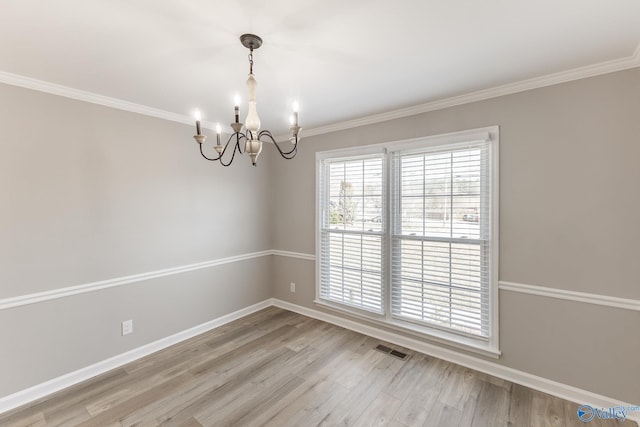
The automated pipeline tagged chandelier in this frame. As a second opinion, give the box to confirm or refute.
[192,34,301,166]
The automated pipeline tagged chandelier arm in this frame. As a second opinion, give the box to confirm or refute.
[271,144,297,160]
[279,144,298,160]
[218,151,232,166]
[224,132,239,153]
[199,143,223,162]
[198,132,246,165]
[273,140,297,157]
[236,132,246,154]
[258,131,298,158]
[287,133,300,155]
[218,141,240,167]
[218,133,246,167]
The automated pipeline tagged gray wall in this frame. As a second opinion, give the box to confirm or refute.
[0,83,273,397]
[1,67,638,404]
[271,67,640,403]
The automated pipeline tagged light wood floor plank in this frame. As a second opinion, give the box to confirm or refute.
[317,352,406,426]
[424,400,464,427]
[1,308,633,427]
[506,383,533,426]
[352,392,402,427]
[469,380,511,426]
[189,349,304,425]
[4,411,46,427]
[394,357,452,426]
[156,347,295,426]
[75,373,194,427]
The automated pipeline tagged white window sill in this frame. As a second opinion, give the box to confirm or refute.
[314,299,501,359]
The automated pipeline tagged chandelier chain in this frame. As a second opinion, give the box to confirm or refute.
[248,48,254,74]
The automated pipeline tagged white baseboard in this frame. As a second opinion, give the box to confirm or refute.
[0,299,272,415]
[2,297,637,424]
[271,299,640,423]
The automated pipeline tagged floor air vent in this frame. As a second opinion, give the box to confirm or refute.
[375,344,409,360]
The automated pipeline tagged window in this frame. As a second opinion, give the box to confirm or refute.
[317,127,499,355]
[318,154,385,313]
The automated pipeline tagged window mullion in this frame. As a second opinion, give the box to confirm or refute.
[384,148,392,320]
[449,153,453,329]
[361,162,365,306]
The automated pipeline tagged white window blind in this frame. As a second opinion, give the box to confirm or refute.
[316,128,497,350]
[391,142,491,338]
[318,155,384,314]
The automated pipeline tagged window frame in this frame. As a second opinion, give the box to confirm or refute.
[315,126,500,358]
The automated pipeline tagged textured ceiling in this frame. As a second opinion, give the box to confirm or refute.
[0,0,639,134]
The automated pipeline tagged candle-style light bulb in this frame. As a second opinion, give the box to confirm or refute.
[194,110,202,135]
[215,123,221,145]
[233,94,241,123]
[291,101,299,127]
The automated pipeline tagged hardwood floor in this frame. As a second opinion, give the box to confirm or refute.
[1,307,633,427]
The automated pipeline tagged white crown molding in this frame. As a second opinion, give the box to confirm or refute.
[0,71,217,130]
[298,43,640,139]
[0,299,272,415]
[271,299,640,423]
[3,43,639,142]
[499,281,640,312]
[0,250,273,310]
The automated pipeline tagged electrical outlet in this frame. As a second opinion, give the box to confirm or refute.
[290,282,296,293]
[122,319,133,336]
